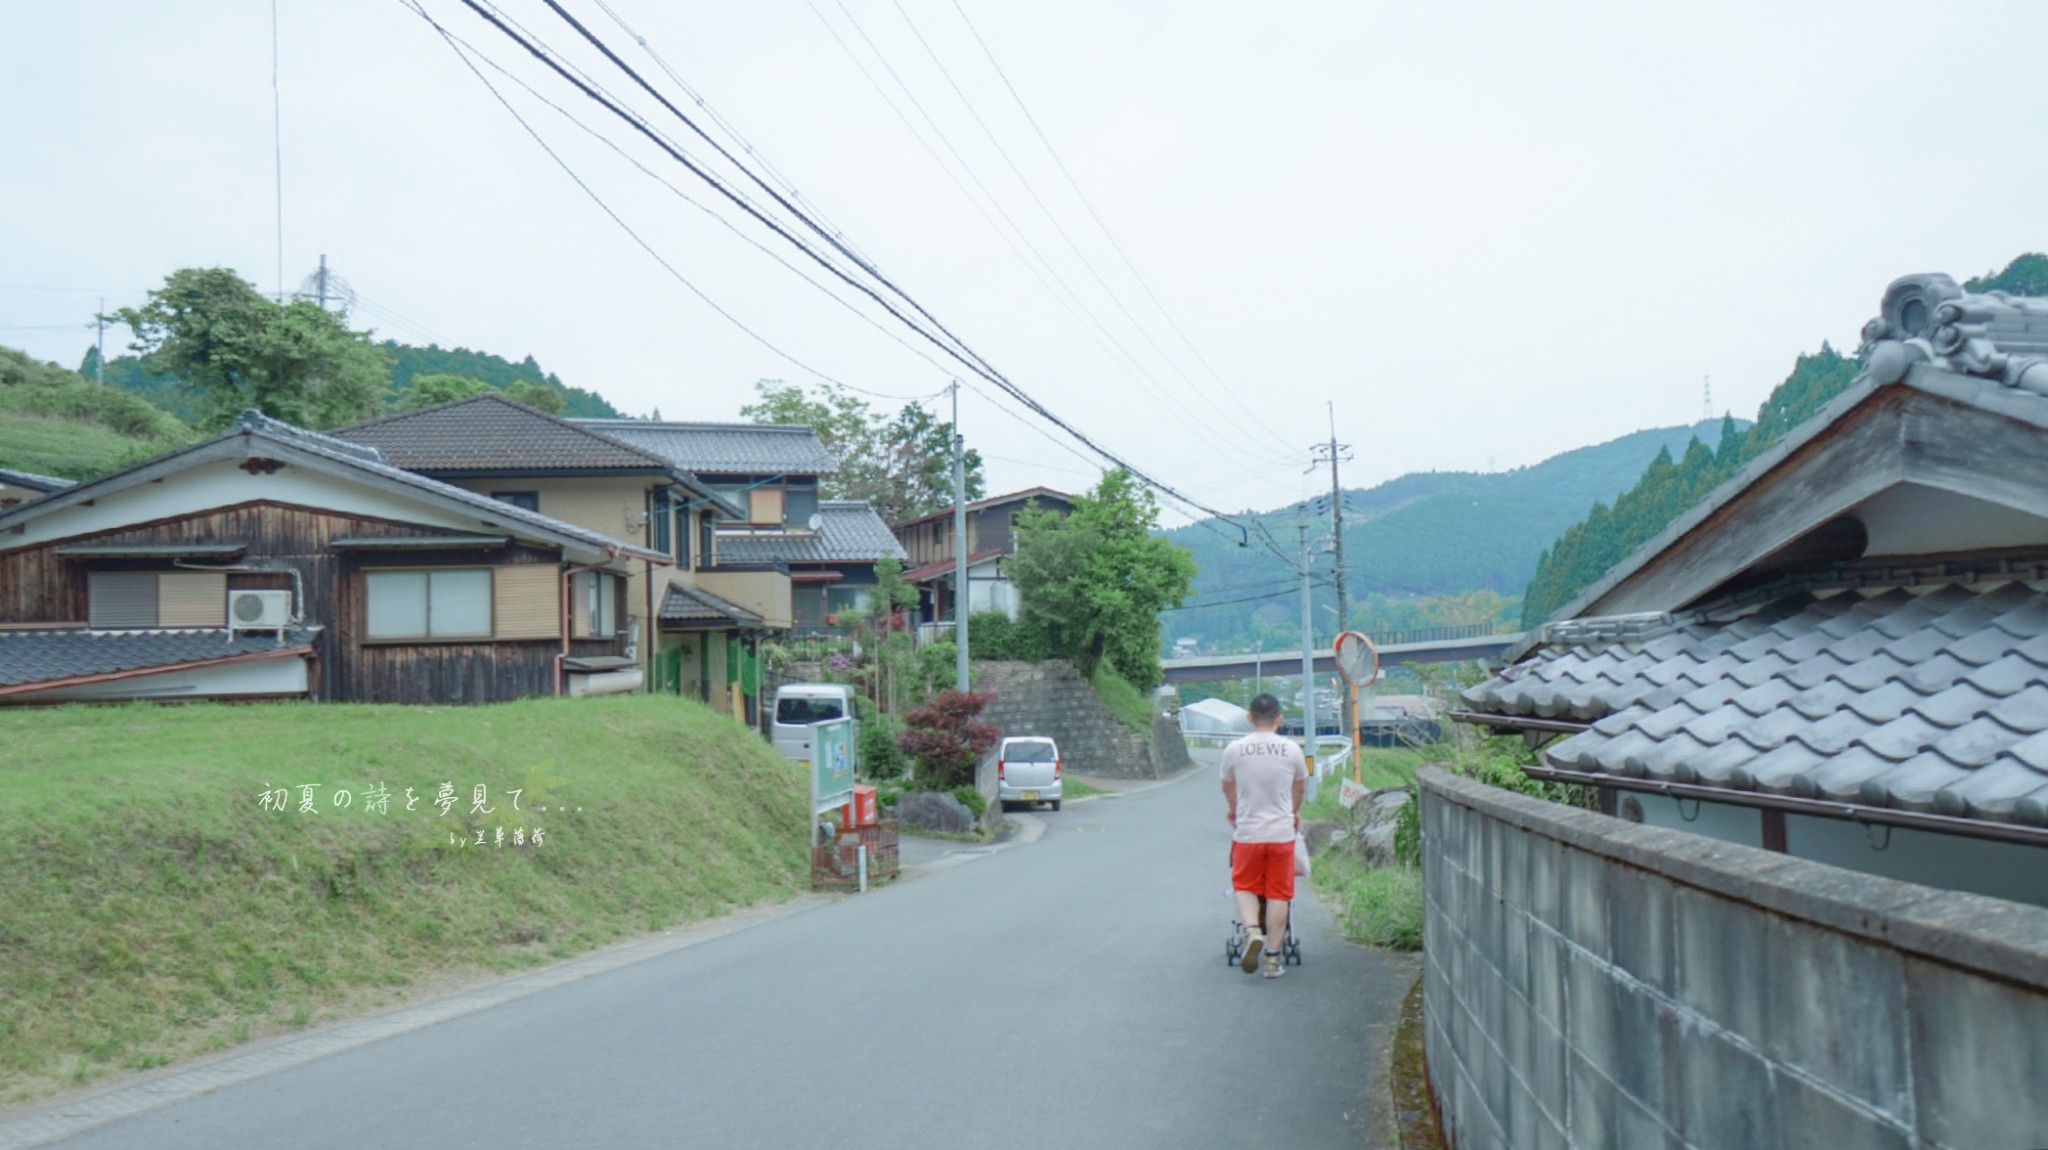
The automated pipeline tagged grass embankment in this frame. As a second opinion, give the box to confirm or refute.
[0,346,193,479]
[1305,746,1436,951]
[1089,668,1155,733]
[0,695,808,1107]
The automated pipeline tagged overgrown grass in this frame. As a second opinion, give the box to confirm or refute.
[1300,746,1437,823]
[1061,778,1105,799]
[0,695,808,1107]
[1089,668,1155,732]
[1313,850,1423,951]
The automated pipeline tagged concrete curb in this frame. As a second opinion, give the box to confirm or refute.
[0,898,831,1150]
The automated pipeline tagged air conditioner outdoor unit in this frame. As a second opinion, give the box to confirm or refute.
[228,589,292,632]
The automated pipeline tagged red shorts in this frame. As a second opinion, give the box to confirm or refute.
[1231,840,1295,901]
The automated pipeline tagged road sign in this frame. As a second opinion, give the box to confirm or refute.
[1334,631,1379,686]
[811,717,856,822]
[1339,777,1371,809]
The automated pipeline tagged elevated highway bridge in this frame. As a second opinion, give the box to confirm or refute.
[1161,629,1521,685]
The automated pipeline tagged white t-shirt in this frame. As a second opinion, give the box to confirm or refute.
[1220,730,1307,844]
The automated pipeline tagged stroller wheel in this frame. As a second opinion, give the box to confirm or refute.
[1225,938,1240,966]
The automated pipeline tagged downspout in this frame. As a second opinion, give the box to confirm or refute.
[558,546,622,697]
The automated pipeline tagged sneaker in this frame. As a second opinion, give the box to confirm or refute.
[1262,952,1285,979]
[1239,928,1264,973]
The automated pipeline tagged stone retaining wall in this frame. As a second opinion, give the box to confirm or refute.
[972,660,1186,779]
[1419,767,2048,1150]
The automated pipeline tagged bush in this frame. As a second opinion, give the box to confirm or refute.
[950,784,987,819]
[967,611,1053,661]
[857,713,908,780]
[897,689,1000,789]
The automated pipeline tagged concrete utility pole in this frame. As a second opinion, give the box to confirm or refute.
[952,381,969,692]
[316,254,330,310]
[1311,404,1354,745]
[1298,522,1317,774]
[93,299,105,385]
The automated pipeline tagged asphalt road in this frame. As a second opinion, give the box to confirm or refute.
[36,763,1413,1149]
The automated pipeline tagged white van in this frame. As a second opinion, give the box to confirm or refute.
[772,683,858,763]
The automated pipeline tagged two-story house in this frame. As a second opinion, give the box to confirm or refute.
[577,420,908,633]
[892,487,1073,625]
[334,395,785,716]
[0,411,661,704]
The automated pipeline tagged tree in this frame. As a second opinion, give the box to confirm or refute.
[399,374,494,410]
[740,380,983,522]
[113,267,388,431]
[896,689,1000,788]
[1011,468,1196,684]
[503,379,566,415]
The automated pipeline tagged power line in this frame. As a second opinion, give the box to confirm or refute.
[892,0,1299,466]
[409,1,869,392]
[943,0,1300,460]
[449,0,1257,530]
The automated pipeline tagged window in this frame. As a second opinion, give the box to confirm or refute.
[365,569,493,640]
[88,571,227,628]
[700,516,715,566]
[749,487,784,526]
[674,505,691,567]
[776,697,845,725]
[573,571,619,639]
[786,486,819,531]
[491,491,540,512]
[650,490,671,554]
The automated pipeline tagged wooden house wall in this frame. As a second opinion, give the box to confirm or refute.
[0,499,625,704]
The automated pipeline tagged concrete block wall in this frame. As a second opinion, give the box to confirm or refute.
[971,660,1186,779]
[1419,768,2048,1150]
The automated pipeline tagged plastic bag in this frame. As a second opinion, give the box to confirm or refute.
[1294,832,1312,878]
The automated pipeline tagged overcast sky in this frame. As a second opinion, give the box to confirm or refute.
[5,2,2046,523]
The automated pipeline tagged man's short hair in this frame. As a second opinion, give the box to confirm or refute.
[1248,693,1282,721]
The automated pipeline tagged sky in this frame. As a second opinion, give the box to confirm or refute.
[5,1,2047,526]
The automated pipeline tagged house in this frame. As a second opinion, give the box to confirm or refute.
[0,410,663,704]
[891,487,1073,624]
[332,395,784,717]
[578,420,908,632]
[0,466,72,510]
[1456,272,2048,906]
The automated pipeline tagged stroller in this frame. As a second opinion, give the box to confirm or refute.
[1226,897,1302,968]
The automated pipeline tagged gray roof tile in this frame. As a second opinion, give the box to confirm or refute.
[335,394,672,473]
[657,583,762,627]
[1466,580,2048,830]
[713,501,908,565]
[577,421,838,475]
[0,626,320,690]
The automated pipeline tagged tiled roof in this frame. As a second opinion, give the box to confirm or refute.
[891,486,1073,530]
[0,411,669,566]
[0,626,319,694]
[0,466,74,492]
[715,501,909,565]
[904,548,1005,583]
[576,421,837,475]
[657,584,763,627]
[334,394,670,472]
[1462,580,2048,826]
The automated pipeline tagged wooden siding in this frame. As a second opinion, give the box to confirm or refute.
[0,500,624,704]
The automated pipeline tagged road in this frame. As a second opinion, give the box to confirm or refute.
[30,762,1413,1149]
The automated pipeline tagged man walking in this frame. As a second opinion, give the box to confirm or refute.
[1220,693,1308,978]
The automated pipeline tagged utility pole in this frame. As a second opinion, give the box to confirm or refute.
[93,299,106,385]
[1298,523,1317,775]
[1703,375,1713,424]
[1311,404,1354,747]
[952,381,969,691]
[316,254,330,310]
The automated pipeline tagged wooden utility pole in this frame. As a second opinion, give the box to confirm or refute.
[1311,403,1355,744]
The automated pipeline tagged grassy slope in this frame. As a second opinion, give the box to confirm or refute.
[0,696,807,1106]
[1089,668,1155,733]
[0,346,193,479]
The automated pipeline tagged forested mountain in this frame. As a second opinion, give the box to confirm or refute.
[382,343,623,418]
[1164,419,1740,651]
[88,339,625,422]
[0,346,193,479]
[1518,252,2048,626]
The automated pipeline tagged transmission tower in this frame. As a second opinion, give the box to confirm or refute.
[294,254,355,313]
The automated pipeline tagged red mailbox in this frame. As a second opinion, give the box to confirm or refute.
[843,784,879,828]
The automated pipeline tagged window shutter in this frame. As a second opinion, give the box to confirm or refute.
[158,572,228,627]
[571,571,592,637]
[494,566,561,640]
[88,572,159,628]
[750,487,784,526]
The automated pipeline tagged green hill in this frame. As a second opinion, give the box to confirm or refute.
[92,339,627,423]
[1166,419,1742,649]
[0,347,193,480]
